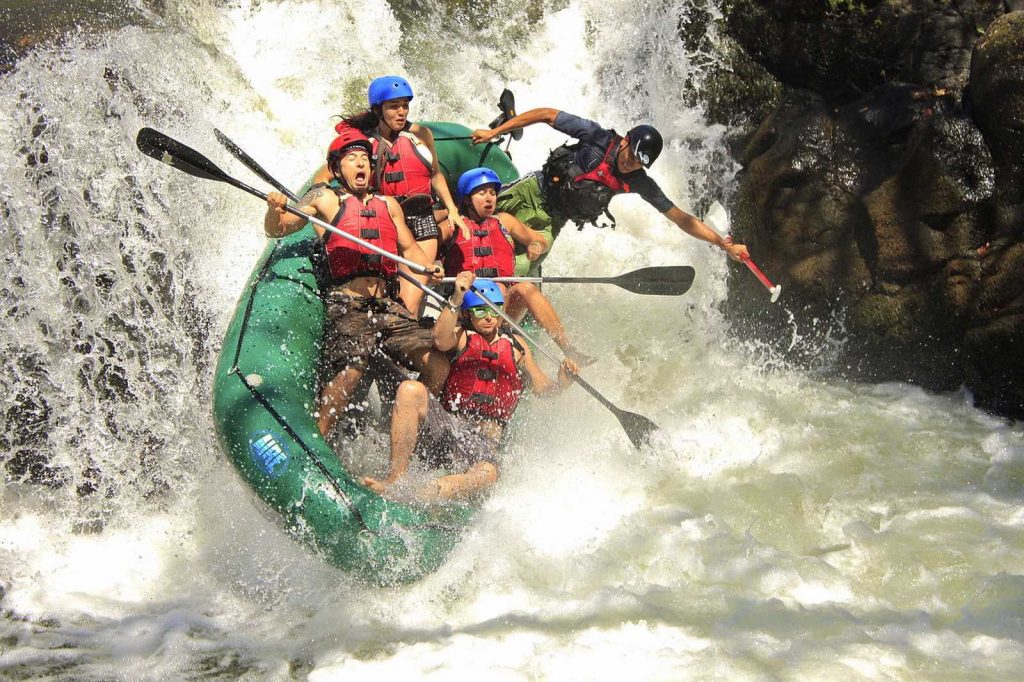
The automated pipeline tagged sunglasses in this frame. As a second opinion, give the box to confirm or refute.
[468,305,501,319]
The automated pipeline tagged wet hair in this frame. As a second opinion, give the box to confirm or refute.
[337,109,380,136]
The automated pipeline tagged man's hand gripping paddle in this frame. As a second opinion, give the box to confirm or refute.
[704,201,781,303]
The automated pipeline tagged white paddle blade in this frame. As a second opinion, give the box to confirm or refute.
[703,200,730,237]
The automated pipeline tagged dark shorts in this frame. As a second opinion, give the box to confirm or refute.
[418,394,499,469]
[406,212,441,241]
[320,287,435,380]
[398,194,441,242]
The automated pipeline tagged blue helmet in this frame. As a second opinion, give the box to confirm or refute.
[368,76,414,107]
[456,167,502,201]
[461,279,505,310]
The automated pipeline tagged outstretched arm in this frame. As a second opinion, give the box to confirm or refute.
[471,108,560,145]
[664,206,749,262]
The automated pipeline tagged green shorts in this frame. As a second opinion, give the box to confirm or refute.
[497,175,565,276]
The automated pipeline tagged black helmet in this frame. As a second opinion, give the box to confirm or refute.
[626,124,663,168]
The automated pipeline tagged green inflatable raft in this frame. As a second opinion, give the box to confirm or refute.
[211,123,519,586]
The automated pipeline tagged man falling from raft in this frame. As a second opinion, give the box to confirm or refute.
[471,109,750,273]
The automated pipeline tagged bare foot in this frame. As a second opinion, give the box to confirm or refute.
[360,476,388,495]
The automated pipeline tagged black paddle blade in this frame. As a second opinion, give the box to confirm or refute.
[614,265,695,296]
[214,128,299,202]
[487,89,521,140]
[573,375,660,449]
[614,407,660,449]
[498,89,522,141]
[136,127,229,184]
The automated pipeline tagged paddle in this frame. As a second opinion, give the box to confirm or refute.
[213,128,300,202]
[398,271,660,449]
[135,127,437,275]
[741,255,782,303]
[435,89,522,143]
[490,89,522,141]
[704,201,782,303]
[440,265,695,297]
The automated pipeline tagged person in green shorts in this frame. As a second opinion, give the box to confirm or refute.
[472,108,750,275]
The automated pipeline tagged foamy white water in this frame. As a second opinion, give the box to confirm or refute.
[2,0,1024,679]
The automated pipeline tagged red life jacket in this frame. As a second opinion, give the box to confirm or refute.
[442,330,524,424]
[371,132,433,199]
[444,216,515,279]
[574,136,631,193]
[324,193,399,282]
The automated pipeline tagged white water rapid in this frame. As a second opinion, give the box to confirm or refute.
[2,0,1023,679]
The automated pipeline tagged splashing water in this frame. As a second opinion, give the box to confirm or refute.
[2,0,1024,679]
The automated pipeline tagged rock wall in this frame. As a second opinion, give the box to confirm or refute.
[714,2,1024,419]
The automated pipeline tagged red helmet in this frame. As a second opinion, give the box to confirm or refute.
[327,123,372,160]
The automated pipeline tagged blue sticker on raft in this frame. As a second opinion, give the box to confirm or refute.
[249,431,290,477]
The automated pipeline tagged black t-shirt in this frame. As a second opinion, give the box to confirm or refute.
[551,111,675,214]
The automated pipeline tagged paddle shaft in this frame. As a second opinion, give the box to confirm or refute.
[438,265,694,297]
[439,271,689,286]
[741,255,775,290]
[740,254,782,302]
[214,128,300,202]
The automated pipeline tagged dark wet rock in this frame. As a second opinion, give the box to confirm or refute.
[963,11,1024,417]
[714,1,1024,418]
[969,11,1024,228]
[0,1,160,71]
[723,0,1005,104]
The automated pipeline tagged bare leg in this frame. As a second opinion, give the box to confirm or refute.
[362,380,429,492]
[412,347,450,396]
[435,209,452,242]
[505,282,595,366]
[317,366,364,438]
[397,237,438,316]
[416,462,499,503]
